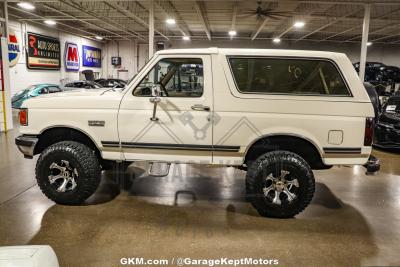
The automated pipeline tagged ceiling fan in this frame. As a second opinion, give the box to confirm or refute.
[238,1,292,20]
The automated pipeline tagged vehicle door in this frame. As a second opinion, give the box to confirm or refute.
[117,55,214,163]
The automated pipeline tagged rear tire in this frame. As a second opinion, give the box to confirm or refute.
[246,151,315,218]
[35,141,101,205]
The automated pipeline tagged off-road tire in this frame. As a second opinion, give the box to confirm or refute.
[246,151,315,218]
[35,141,101,205]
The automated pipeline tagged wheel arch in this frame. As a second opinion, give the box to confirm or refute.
[244,134,330,170]
[34,126,101,158]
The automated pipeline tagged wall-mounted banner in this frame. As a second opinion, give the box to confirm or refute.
[8,30,20,68]
[64,42,80,71]
[27,32,60,70]
[82,45,101,68]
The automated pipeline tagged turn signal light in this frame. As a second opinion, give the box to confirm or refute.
[364,117,374,146]
[19,109,28,126]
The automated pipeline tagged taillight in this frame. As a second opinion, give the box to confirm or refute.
[364,117,374,146]
[19,109,28,126]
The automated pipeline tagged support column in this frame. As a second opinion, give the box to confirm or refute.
[359,4,371,82]
[4,0,9,37]
[148,0,154,59]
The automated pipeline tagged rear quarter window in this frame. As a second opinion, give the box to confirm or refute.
[228,57,351,96]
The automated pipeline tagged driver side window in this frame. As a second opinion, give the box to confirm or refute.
[133,58,203,97]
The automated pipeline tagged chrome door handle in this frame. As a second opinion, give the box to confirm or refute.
[191,104,210,111]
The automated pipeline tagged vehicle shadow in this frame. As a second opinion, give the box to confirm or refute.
[27,164,377,266]
[27,164,378,266]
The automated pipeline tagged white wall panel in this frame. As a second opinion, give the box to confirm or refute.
[102,40,137,81]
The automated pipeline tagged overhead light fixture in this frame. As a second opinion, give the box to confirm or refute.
[367,42,372,46]
[17,2,35,10]
[182,36,190,41]
[228,30,237,37]
[166,18,176,25]
[293,21,305,28]
[273,38,281,43]
[95,36,104,40]
[44,20,56,26]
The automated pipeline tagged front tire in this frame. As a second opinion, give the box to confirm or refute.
[36,141,101,205]
[246,151,315,218]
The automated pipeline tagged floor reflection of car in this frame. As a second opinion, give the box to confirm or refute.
[374,96,400,149]
[63,81,103,90]
[95,79,127,88]
[11,84,62,109]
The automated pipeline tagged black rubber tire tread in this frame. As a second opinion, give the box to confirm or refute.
[246,150,315,218]
[35,141,101,205]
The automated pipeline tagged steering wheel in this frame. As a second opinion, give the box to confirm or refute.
[158,82,169,97]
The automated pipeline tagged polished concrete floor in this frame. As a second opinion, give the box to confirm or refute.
[1,119,400,266]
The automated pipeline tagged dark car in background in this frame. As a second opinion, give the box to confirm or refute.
[63,81,103,90]
[353,61,387,82]
[381,65,400,83]
[95,79,127,88]
[374,96,400,149]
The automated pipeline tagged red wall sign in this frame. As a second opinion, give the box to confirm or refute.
[64,42,79,71]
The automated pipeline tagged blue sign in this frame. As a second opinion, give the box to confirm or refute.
[82,45,101,68]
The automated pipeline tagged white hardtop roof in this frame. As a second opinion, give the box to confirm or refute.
[155,47,345,59]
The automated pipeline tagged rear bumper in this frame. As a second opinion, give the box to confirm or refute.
[15,135,38,159]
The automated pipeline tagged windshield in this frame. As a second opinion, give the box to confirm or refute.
[92,82,102,88]
[15,85,36,96]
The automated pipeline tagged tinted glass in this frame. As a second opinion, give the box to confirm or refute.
[229,57,350,96]
[134,58,203,97]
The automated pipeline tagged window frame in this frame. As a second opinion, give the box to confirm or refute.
[227,56,352,97]
[132,57,205,98]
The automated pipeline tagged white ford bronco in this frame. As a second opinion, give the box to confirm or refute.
[15,48,379,218]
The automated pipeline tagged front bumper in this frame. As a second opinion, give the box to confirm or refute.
[15,135,38,159]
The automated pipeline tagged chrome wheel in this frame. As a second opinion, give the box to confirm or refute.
[263,170,299,205]
[48,160,78,192]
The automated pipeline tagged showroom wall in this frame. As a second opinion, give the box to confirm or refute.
[8,20,103,96]
[103,38,400,81]
[168,39,400,67]
[102,40,138,81]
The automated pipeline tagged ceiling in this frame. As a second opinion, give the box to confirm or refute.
[4,0,400,44]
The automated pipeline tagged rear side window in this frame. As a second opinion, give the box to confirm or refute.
[228,57,350,96]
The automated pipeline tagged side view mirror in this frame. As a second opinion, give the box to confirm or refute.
[151,84,162,97]
[150,85,162,121]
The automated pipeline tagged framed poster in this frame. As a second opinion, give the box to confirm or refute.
[82,45,101,68]
[64,42,80,71]
[27,32,60,70]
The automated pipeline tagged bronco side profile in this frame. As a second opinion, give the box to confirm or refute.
[15,48,379,218]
